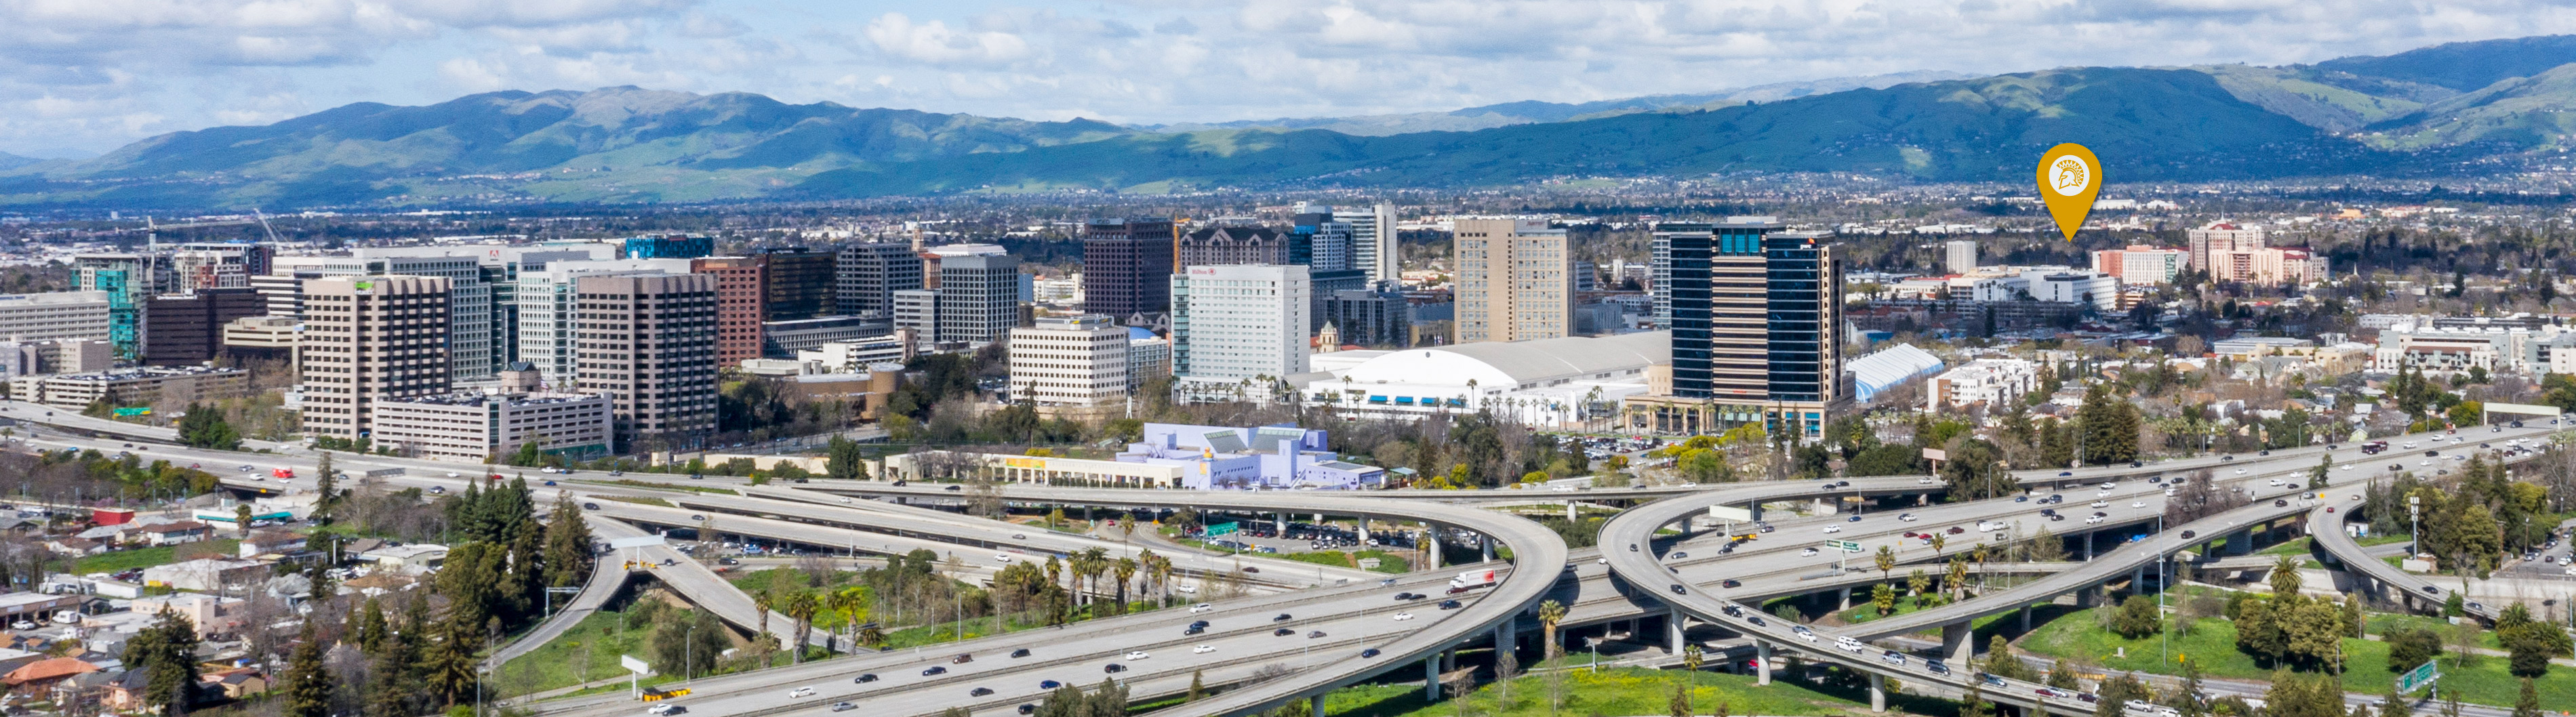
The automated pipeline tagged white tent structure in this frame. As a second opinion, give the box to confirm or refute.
[1848,344,1944,402]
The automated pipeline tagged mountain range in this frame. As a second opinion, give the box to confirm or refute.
[12,35,2576,209]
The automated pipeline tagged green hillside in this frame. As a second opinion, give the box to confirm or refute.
[20,34,2576,209]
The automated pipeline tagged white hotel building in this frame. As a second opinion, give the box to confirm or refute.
[1171,264,1309,402]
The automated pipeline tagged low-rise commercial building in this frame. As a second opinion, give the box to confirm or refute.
[1304,331,1665,429]
[0,292,111,343]
[7,366,247,411]
[369,389,613,464]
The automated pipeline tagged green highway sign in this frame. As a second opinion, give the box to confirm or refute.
[112,407,151,417]
[2396,659,2440,693]
[1828,540,1864,552]
[1205,522,1239,537]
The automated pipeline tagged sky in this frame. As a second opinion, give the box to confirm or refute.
[5,0,2576,159]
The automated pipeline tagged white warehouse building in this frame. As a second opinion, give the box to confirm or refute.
[1300,331,1667,429]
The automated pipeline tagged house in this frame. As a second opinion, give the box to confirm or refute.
[45,537,105,557]
[202,668,266,699]
[103,668,153,712]
[357,544,447,575]
[141,558,270,592]
[132,521,214,546]
[237,532,306,559]
[128,594,240,637]
[3,657,100,695]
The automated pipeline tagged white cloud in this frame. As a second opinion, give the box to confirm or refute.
[12,0,2576,157]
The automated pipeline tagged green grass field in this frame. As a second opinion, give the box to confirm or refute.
[77,539,241,574]
[491,609,664,697]
[1323,668,1917,717]
[2018,602,2576,708]
[1273,549,1413,574]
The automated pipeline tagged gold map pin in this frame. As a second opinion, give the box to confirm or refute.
[2037,143,2101,242]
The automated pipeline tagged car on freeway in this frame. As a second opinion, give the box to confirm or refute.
[1822,526,1842,534]
[2180,530,2197,539]
[1882,650,1907,665]
[1009,648,1030,658]
[788,687,816,699]
[1361,649,1382,658]
[1307,630,1327,638]
[1274,628,1295,636]
[1272,613,1293,622]
[1392,613,1414,621]
[1720,579,1741,588]
[1190,603,1213,613]
[1669,583,1687,595]
[1104,663,1126,674]
[582,503,600,510]
[1193,644,1215,653]
[1670,552,1688,559]
[1801,548,1819,556]
[1845,515,1862,523]
[2274,499,2288,507]
[1124,651,1150,660]
[1438,600,1462,610]
[1898,513,1918,521]
[1925,659,1950,675]
[853,674,877,683]
[831,703,857,712]
[2131,501,2146,508]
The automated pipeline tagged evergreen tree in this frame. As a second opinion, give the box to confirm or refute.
[282,624,331,717]
[122,609,201,717]
[2377,689,2410,717]
[312,451,338,526]
[1186,670,1204,702]
[354,598,389,655]
[423,611,483,707]
[1959,680,1992,717]
[176,403,242,450]
[825,436,868,480]
[2512,678,2541,717]
[544,491,595,588]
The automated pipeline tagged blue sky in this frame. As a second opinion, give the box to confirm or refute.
[4,0,2573,158]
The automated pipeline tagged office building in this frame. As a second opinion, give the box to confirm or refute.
[1926,358,2039,410]
[1127,328,1169,391]
[1081,218,1175,319]
[75,254,174,358]
[836,241,925,320]
[762,316,891,357]
[1626,223,1847,439]
[2210,247,2329,286]
[140,287,266,366]
[369,368,613,464]
[0,291,112,343]
[1177,226,1287,267]
[759,248,837,322]
[927,254,1022,344]
[1007,315,1131,409]
[1170,265,1309,398]
[7,365,248,411]
[166,243,266,293]
[2188,221,2265,270]
[0,340,111,380]
[2091,245,2188,285]
[270,251,502,381]
[220,315,300,363]
[692,255,769,367]
[1290,204,1373,316]
[517,259,693,388]
[573,273,719,451]
[297,276,454,445]
[797,333,915,371]
[921,243,1009,291]
[1316,289,1413,348]
[1945,239,1978,274]
[1452,218,1570,342]
[624,234,715,260]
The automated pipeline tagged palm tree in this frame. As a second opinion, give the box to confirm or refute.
[828,588,864,652]
[784,592,818,663]
[1537,600,1567,665]
[1113,558,1138,613]
[1079,547,1110,608]
[858,623,885,648]
[752,588,778,653]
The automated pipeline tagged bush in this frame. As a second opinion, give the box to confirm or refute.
[2112,595,2162,638]
[2383,628,2442,672]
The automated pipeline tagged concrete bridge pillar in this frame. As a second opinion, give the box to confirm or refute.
[1840,586,1855,611]
[1443,647,1457,672]
[1427,523,1442,569]
[1668,607,1687,653]
[2131,565,2147,594]
[1424,656,1441,700]
[2226,531,2252,556]
[1941,621,1973,667]
[1313,694,1326,717]
[2021,604,2034,632]
[1567,501,1577,521]
[1357,517,1369,546]
[1499,618,1517,657]
[1275,514,1287,534]
[1749,502,1763,522]
[1870,672,1888,713]
[2078,534,2092,561]
[1481,534,1493,562]
[1755,640,1773,685]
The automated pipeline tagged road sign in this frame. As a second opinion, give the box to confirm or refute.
[621,655,651,674]
[1205,522,1239,537]
[1827,540,1863,552]
[2396,658,2440,693]
[1708,505,1753,522]
[111,407,150,417]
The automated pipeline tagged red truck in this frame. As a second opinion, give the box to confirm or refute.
[271,468,295,479]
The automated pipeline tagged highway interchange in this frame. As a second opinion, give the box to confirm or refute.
[2,398,2566,717]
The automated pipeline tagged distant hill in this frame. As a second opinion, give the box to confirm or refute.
[0,152,41,172]
[1133,70,1970,136]
[16,35,2576,209]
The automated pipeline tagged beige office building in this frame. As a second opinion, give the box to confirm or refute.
[371,392,614,464]
[7,365,247,410]
[1452,218,1571,343]
[0,291,112,342]
[573,273,719,451]
[298,276,453,445]
[1007,314,1129,408]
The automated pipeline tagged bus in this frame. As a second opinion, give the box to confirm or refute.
[2360,441,2388,455]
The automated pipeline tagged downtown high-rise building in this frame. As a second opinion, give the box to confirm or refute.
[1451,218,1571,343]
[691,249,841,368]
[573,273,719,451]
[1007,314,1131,409]
[1630,220,1847,440]
[142,287,265,366]
[759,248,837,321]
[1177,226,1287,267]
[74,254,174,359]
[298,276,454,445]
[1080,218,1174,319]
[517,259,695,388]
[1170,264,1310,393]
[836,241,925,321]
[895,253,1022,345]
[1945,239,1978,274]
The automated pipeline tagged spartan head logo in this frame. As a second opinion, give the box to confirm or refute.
[2053,157,2089,195]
